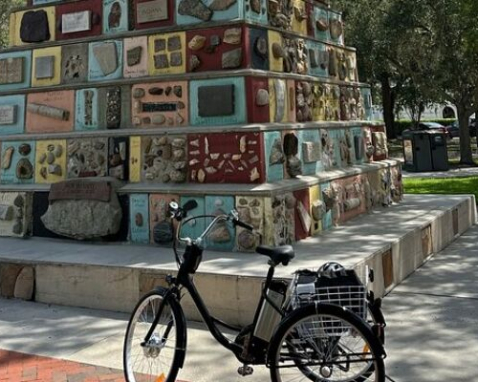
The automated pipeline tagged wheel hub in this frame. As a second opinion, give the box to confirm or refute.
[320,365,332,378]
[143,333,165,358]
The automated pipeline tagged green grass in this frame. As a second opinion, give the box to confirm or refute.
[404,177,478,200]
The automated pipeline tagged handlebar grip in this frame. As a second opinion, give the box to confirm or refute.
[234,219,254,231]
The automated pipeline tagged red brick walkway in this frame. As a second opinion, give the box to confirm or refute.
[0,349,190,382]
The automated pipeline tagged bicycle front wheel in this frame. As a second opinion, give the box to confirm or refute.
[269,303,385,382]
[123,289,186,382]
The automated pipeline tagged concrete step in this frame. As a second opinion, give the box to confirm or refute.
[0,194,475,326]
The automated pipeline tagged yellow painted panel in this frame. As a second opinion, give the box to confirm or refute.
[32,46,62,87]
[130,136,142,182]
[268,78,288,123]
[267,31,283,73]
[309,185,322,234]
[10,7,56,47]
[35,140,67,184]
[148,32,186,76]
[291,0,307,36]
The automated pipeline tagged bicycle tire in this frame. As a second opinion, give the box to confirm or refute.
[123,289,187,382]
[268,303,385,382]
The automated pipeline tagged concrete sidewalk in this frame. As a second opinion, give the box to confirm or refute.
[1,226,478,381]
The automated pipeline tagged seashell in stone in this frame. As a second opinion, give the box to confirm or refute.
[256,89,269,106]
[133,88,146,99]
[16,158,33,180]
[272,42,284,59]
[149,87,164,96]
[197,169,206,183]
[190,55,201,71]
[190,139,199,147]
[46,152,55,165]
[240,135,247,153]
[48,164,62,176]
[218,160,225,169]
[204,158,210,167]
[172,138,186,148]
[190,150,200,156]
[53,145,63,158]
[232,154,241,160]
[250,167,260,181]
[172,149,185,161]
[223,28,242,45]
[249,155,259,164]
[40,167,47,179]
[188,35,207,51]
[223,153,231,159]
[210,0,236,10]
[170,170,186,183]
[152,115,166,125]
[189,158,200,166]
[205,166,217,174]
[2,147,14,170]
[204,138,210,154]
[210,153,220,160]
[18,144,31,156]
[38,153,47,164]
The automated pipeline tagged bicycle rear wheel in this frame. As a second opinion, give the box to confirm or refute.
[123,289,186,382]
[269,303,385,382]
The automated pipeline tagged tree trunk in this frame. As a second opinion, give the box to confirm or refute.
[457,105,474,165]
[381,75,396,139]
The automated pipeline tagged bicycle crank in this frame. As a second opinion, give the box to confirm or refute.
[237,364,254,376]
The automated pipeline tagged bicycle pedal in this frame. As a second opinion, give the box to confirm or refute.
[237,365,254,376]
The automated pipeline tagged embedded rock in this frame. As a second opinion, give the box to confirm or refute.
[209,0,236,11]
[13,267,34,301]
[178,0,213,21]
[222,48,242,69]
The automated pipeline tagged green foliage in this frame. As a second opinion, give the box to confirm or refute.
[404,177,478,201]
[0,0,26,48]
[394,119,456,134]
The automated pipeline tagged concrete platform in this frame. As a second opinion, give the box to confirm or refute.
[0,194,475,326]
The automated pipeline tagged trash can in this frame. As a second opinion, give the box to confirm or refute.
[402,131,449,172]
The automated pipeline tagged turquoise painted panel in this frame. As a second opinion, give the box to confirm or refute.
[130,193,150,244]
[0,141,35,185]
[328,129,343,168]
[33,0,57,4]
[320,182,333,230]
[361,87,373,121]
[264,131,284,182]
[350,127,364,165]
[0,51,32,91]
[314,6,329,41]
[75,88,100,131]
[176,0,242,25]
[88,40,123,81]
[190,77,247,126]
[328,11,343,45]
[244,0,268,24]
[103,0,129,34]
[205,195,235,251]
[179,196,206,241]
[300,129,323,175]
[306,40,327,78]
[0,95,25,135]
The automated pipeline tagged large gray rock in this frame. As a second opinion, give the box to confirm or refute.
[41,178,123,240]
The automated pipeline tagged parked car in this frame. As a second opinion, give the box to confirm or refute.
[403,122,447,135]
[444,120,476,138]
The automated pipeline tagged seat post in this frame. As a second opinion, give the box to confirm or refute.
[263,262,276,294]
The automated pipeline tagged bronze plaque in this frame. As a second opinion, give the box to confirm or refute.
[49,180,111,202]
[0,57,24,85]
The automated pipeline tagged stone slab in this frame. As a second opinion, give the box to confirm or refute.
[123,37,149,78]
[133,0,175,30]
[56,1,103,41]
[26,91,74,133]
[88,40,123,81]
[32,47,61,87]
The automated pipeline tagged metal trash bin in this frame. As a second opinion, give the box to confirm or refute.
[402,131,449,172]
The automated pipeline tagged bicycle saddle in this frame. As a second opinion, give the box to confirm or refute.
[256,245,295,266]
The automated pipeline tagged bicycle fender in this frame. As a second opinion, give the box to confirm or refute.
[153,286,188,369]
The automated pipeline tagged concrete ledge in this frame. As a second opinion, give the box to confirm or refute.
[0,194,475,326]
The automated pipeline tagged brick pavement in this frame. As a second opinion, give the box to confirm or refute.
[0,349,189,382]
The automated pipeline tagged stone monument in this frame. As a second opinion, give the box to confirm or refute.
[0,0,402,247]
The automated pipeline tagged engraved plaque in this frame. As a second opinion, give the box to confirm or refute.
[198,85,234,117]
[137,0,168,23]
[49,180,111,202]
[0,105,17,125]
[35,56,55,79]
[62,11,92,34]
[0,58,24,85]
